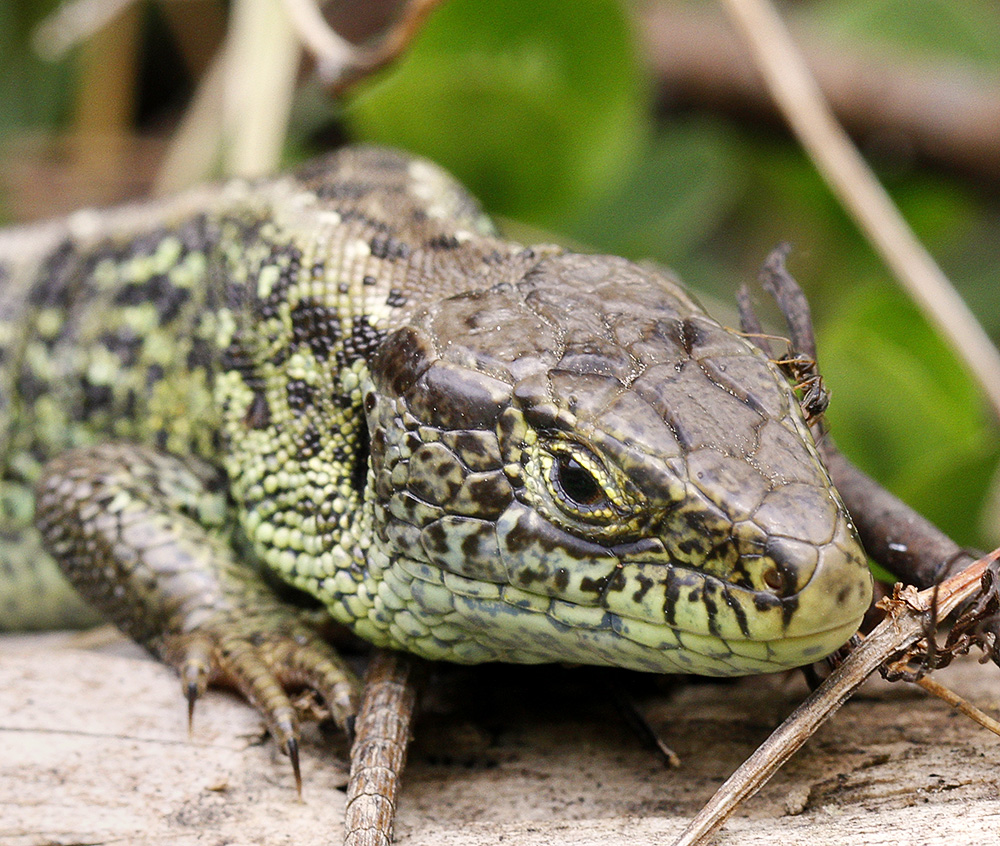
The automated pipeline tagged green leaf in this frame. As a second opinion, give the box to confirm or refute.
[0,1,74,134]
[802,0,1000,66]
[567,116,742,259]
[344,0,648,227]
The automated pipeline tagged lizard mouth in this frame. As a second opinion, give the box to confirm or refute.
[370,502,872,676]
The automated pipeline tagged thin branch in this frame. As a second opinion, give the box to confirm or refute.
[156,0,300,190]
[821,446,976,588]
[697,246,1000,846]
[222,0,300,177]
[280,0,356,79]
[282,0,448,92]
[915,675,1000,738]
[719,0,1000,424]
[153,49,226,195]
[32,0,138,60]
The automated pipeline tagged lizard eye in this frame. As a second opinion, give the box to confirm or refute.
[551,453,609,511]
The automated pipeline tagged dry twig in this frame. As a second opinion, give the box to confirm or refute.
[282,0,448,92]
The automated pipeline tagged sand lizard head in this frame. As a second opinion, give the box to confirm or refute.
[364,253,872,674]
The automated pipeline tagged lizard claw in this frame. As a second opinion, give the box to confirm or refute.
[166,611,361,789]
[286,736,302,797]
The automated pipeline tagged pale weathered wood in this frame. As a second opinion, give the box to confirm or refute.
[2,630,999,845]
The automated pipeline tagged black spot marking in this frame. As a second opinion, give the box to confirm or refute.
[369,235,411,261]
[146,363,165,387]
[386,288,407,308]
[222,337,258,385]
[340,315,387,365]
[99,329,143,368]
[703,593,719,636]
[225,280,249,311]
[78,378,113,419]
[604,569,628,596]
[752,592,781,612]
[502,512,535,555]
[580,574,610,595]
[186,337,213,371]
[255,242,302,320]
[423,521,451,554]
[516,568,546,587]
[286,379,313,414]
[466,474,512,514]
[114,272,191,323]
[781,596,799,627]
[245,390,271,429]
[677,536,706,556]
[426,234,461,250]
[632,574,655,603]
[352,420,370,494]
[298,423,322,458]
[722,585,752,638]
[28,239,81,309]
[290,298,342,360]
[662,576,681,625]
[269,346,289,368]
[461,532,483,558]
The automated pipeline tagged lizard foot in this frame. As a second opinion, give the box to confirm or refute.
[34,442,362,790]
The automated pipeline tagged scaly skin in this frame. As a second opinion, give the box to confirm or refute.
[2,147,872,706]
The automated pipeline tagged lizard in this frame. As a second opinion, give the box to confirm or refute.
[0,144,873,834]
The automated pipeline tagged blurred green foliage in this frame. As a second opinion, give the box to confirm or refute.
[1,0,998,556]
[0,1,72,142]
[345,0,646,226]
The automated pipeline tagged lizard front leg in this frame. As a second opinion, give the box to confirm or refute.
[33,442,361,787]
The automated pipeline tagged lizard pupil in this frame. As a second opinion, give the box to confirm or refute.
[554,455,605,508]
